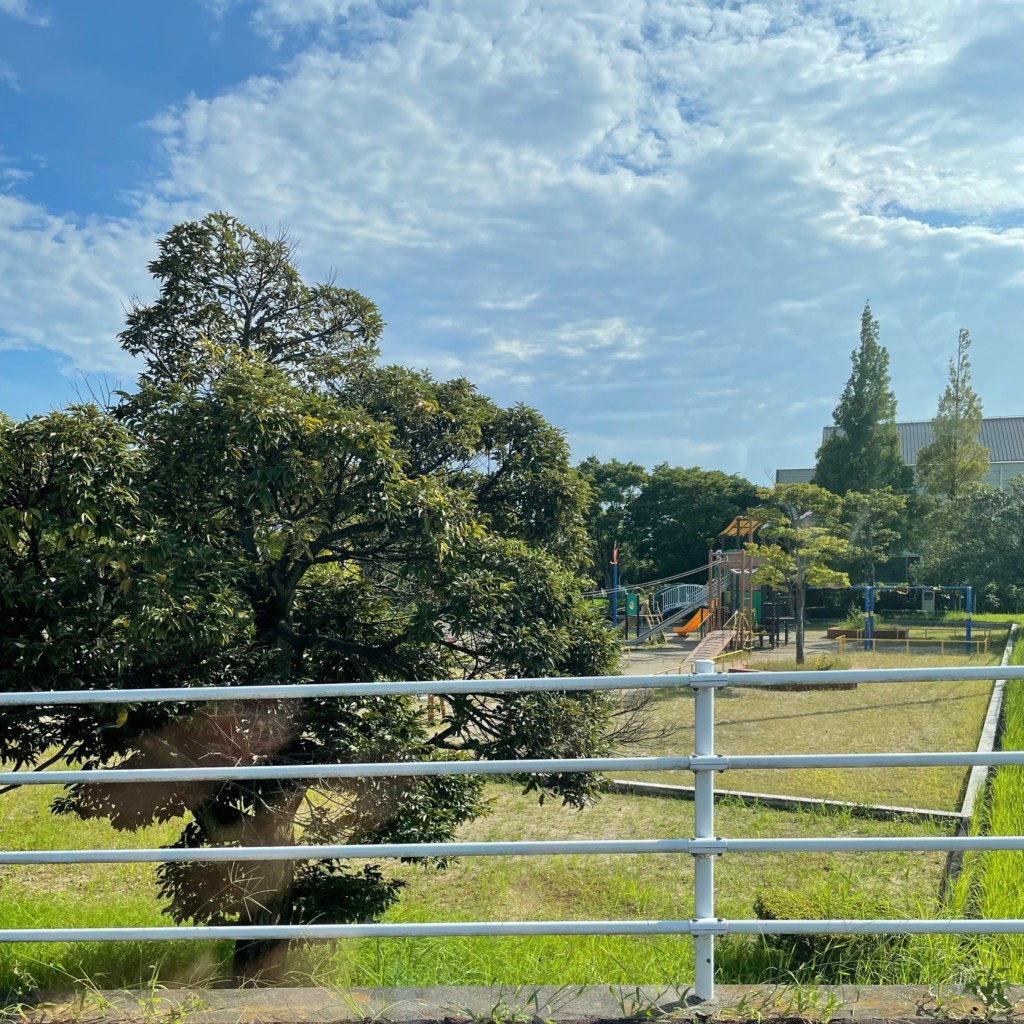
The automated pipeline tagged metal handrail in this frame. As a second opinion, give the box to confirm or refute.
[2,660,1024,999]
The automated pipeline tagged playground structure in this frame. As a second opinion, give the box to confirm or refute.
[592,518,979,666]
[593,516,794,664]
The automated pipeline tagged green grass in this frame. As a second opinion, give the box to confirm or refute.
[613,669,997,809]
[0,622,1017,991]
[291,785,950,987]
[936,624,1024,981]
[0,786,231,991]
[0,780,953,991]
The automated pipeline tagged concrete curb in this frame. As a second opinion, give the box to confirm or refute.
[606,780,965,824]
[23,984,1024,1022]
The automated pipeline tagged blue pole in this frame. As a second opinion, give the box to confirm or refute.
[864,586,874,652]
[966,587,973,655]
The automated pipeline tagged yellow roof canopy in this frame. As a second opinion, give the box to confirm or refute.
[718,516,761,538]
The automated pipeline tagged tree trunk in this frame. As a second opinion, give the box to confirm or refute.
[231,932,292,985]
[228,793,303,985]
[230,854,295,984]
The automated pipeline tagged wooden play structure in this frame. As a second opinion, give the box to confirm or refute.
[617,515,793,664]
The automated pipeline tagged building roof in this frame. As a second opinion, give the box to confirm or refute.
[821,416,1024,465]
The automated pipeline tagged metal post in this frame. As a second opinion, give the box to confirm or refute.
[693,658,716,1000]
[864,586,874,652]
[966,586,973,655]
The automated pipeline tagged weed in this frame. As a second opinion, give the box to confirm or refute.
[716,981,848,1024]
[722,980,849,1023]
[963,961,1017,1021]
[918,982,968,1020]
[607,982,692,1019]
[447,984,585,1024]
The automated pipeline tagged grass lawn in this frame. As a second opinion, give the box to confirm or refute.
[0,779,952,990]
[614,648,1002,810]
[0,786,223,992]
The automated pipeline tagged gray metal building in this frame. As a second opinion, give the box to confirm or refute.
[776,416,1024,488]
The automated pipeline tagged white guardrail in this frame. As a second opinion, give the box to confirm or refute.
[5,660,1024,999]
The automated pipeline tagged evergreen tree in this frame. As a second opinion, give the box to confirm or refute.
[814,303,911,495]
[915,328,989,500]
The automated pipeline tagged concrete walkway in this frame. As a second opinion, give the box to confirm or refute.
[617,626,835,677]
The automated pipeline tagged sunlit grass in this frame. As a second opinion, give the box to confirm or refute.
[937,626,1024,981]
[0,780,952,990]
[613,664,998,809]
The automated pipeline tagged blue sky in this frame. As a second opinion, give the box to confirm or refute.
[2,0,1023,481]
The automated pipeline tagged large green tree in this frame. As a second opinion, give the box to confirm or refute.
[577,457,648,589]
[815,303,912,495]
[915,328,989,500]
[0,214,622,982]
[841,488,912,586]
[916,479,1024,610]
[620,464,758,582]
[748,484,850,664]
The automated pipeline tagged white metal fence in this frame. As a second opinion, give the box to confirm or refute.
[4,661,1024,999]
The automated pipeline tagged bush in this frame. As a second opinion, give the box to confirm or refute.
[752,885,905,978]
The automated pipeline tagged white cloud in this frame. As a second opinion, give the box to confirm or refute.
[0,196,153,373]
[0,0,49,25]
[478,292,540,311]
[5,0,1024,476]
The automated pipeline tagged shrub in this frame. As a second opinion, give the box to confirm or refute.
[752,885,905,978]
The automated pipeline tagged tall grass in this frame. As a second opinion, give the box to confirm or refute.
[932,628,1024,981]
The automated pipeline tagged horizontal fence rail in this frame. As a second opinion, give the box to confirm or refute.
[11,833,1024,867]
[5,663,1024,705]
[11,750,1024,789]
[0,656,1021,999]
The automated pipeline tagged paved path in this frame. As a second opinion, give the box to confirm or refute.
[617,626,836,676]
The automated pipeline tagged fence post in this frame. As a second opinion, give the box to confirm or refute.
[693,658,716,1001]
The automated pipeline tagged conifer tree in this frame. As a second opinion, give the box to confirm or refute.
[815,303,911,495]
[915,328,988,500]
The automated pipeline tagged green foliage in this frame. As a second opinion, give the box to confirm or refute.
[748,484,850,664]
[620,464,758,580]
[0,406,153,774]
[916,479,1024,611]
[752,884,903,976]
[841,487,912,585]
[0,213,621,982]
[814,302,912,496]
[915,328,989,500]
[576,457,647,589]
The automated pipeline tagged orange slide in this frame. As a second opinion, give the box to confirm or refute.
[673,608,707,635]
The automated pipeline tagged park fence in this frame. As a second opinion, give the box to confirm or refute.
[4,662,1024,1000]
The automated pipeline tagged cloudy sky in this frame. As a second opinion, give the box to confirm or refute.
[1,0,1022,480]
